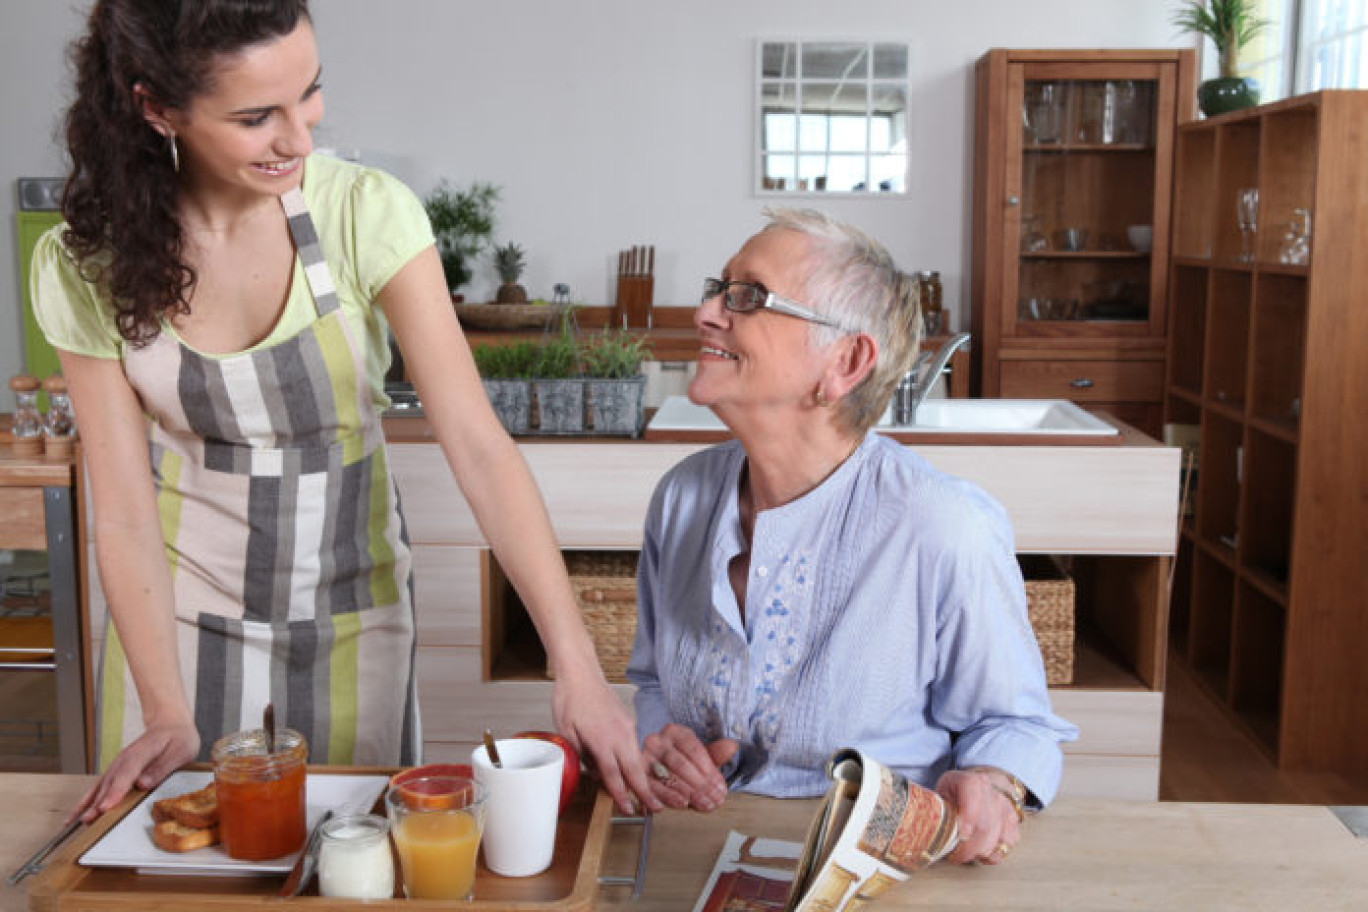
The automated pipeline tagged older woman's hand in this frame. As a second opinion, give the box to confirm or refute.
[641,723,736,812]
[934,768,1023,865]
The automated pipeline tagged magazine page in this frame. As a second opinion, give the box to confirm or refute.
[785,748,960,912]
[692,830,802,912]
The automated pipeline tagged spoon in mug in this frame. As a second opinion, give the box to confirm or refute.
[483,729,502,768]
[264,703,276,754]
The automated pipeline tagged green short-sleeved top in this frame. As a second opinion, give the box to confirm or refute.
[30,154,434,408]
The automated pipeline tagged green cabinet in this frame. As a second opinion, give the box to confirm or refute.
[17,210,63,379]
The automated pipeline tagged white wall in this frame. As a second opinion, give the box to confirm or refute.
[0,1,1183,384]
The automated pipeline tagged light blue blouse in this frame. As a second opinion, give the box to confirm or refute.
[627,432,1077,805]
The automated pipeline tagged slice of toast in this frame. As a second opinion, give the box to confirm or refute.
[152,783,219,829]
[151,819,220,853]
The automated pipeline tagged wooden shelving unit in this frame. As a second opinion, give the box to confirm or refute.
[972,49,1197,438]
[1164,91,1368,773]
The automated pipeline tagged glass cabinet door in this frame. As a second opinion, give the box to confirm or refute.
[1003,64,1174,338]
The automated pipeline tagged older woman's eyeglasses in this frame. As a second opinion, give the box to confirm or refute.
[701,278,847,331]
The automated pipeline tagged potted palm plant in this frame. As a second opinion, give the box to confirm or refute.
[424,181,499,300]
[471,341,536,434]
[580,329,650,437]
[1172,0,1271,117]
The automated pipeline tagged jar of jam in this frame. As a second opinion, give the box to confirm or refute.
[211,727,308,860]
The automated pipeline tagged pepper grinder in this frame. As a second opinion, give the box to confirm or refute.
[42,376,77,461]
[8,375,44,457]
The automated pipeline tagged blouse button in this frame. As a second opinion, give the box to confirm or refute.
[756,566,769,578]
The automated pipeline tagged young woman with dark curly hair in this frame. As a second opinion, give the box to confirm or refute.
[35,0,654,823]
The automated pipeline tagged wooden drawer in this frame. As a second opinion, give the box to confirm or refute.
[1000,359,1164,402]
[0,487,46,550]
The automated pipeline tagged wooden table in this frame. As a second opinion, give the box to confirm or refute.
[6,775,1366,911]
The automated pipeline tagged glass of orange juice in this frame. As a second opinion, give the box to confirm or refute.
[385,776,487,900]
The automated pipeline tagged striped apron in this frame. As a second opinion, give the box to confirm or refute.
[96,188,419,769]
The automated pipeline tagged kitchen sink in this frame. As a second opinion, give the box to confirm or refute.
[876,399,1118,436]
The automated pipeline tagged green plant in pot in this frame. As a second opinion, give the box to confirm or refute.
[1172,0,1271,117]
[580,329,651,437]
[492,241,529,304]
[471,341,536,434]
[424,181,499,300]
[531,315,585,434]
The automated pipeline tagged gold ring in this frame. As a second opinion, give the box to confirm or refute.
[650,761,672,782]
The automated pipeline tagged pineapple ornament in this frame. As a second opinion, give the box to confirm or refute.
[492,241,528,304]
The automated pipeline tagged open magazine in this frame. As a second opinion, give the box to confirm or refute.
[692,748,961,912]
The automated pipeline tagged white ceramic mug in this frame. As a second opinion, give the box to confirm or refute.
[472,739,564,877]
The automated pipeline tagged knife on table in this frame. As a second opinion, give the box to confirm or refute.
[279,809,333,898]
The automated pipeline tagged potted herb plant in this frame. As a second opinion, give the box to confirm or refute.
[1172,0,1271,117]
[424,181,499,300]
[492,241,529,304]
[471,341,536,434]
[580,329,650,437]
[531,316,585,434]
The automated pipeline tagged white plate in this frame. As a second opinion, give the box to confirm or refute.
[80,770,390,876]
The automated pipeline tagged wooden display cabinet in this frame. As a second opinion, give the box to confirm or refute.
[972,49,1197,438]
[1164,91,1368,773]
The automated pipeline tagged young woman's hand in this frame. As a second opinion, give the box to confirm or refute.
[551,666,658,816]
[66,721,200,824]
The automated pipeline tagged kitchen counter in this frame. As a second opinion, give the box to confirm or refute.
[78,415,1179,799]
[6,774,1366,911]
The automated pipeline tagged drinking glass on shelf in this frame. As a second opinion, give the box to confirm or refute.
[1020,215,1048,252]
[1279,207,1312,265]
[1029,83,1062,144]
[1236,188,1259,262]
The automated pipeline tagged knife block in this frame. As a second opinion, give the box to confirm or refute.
[614,275,654,329]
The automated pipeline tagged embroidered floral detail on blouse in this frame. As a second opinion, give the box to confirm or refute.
[692,550,816,752]
[749,550,814,750]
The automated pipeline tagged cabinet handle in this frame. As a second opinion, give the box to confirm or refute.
[1007,196,1020,206]
[1070,378,1094,389]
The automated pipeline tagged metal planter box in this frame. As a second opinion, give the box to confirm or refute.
[482,379,532,435]
[585,376,646,437]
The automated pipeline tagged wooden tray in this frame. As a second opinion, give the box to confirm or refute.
[27,765,615,911]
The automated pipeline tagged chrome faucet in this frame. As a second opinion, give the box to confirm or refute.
[892,332,972,425]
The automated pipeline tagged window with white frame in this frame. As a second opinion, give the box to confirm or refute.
[1296,0,1368,90]
[757,41,910,195]
[1229,0,1368,100]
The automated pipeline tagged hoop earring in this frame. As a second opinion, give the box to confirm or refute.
[167,130,180,173]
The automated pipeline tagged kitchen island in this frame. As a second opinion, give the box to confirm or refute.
[6,774,1366,911]
[79,412,1179,799]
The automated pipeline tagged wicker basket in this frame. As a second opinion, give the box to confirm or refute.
[1019,555,1075,686]
[560,551,640,683]
[558,549,1073,686]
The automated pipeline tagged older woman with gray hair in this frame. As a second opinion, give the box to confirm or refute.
[626,209,1075,865]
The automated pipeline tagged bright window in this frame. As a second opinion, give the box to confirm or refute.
[1234,0,1368,99]
[757,41,910,195]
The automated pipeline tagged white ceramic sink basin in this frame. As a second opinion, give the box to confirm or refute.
[647,396,1118,439]
[876,399,1119,436]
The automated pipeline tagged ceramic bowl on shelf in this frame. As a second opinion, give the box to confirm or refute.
[1127,225,1153,253]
